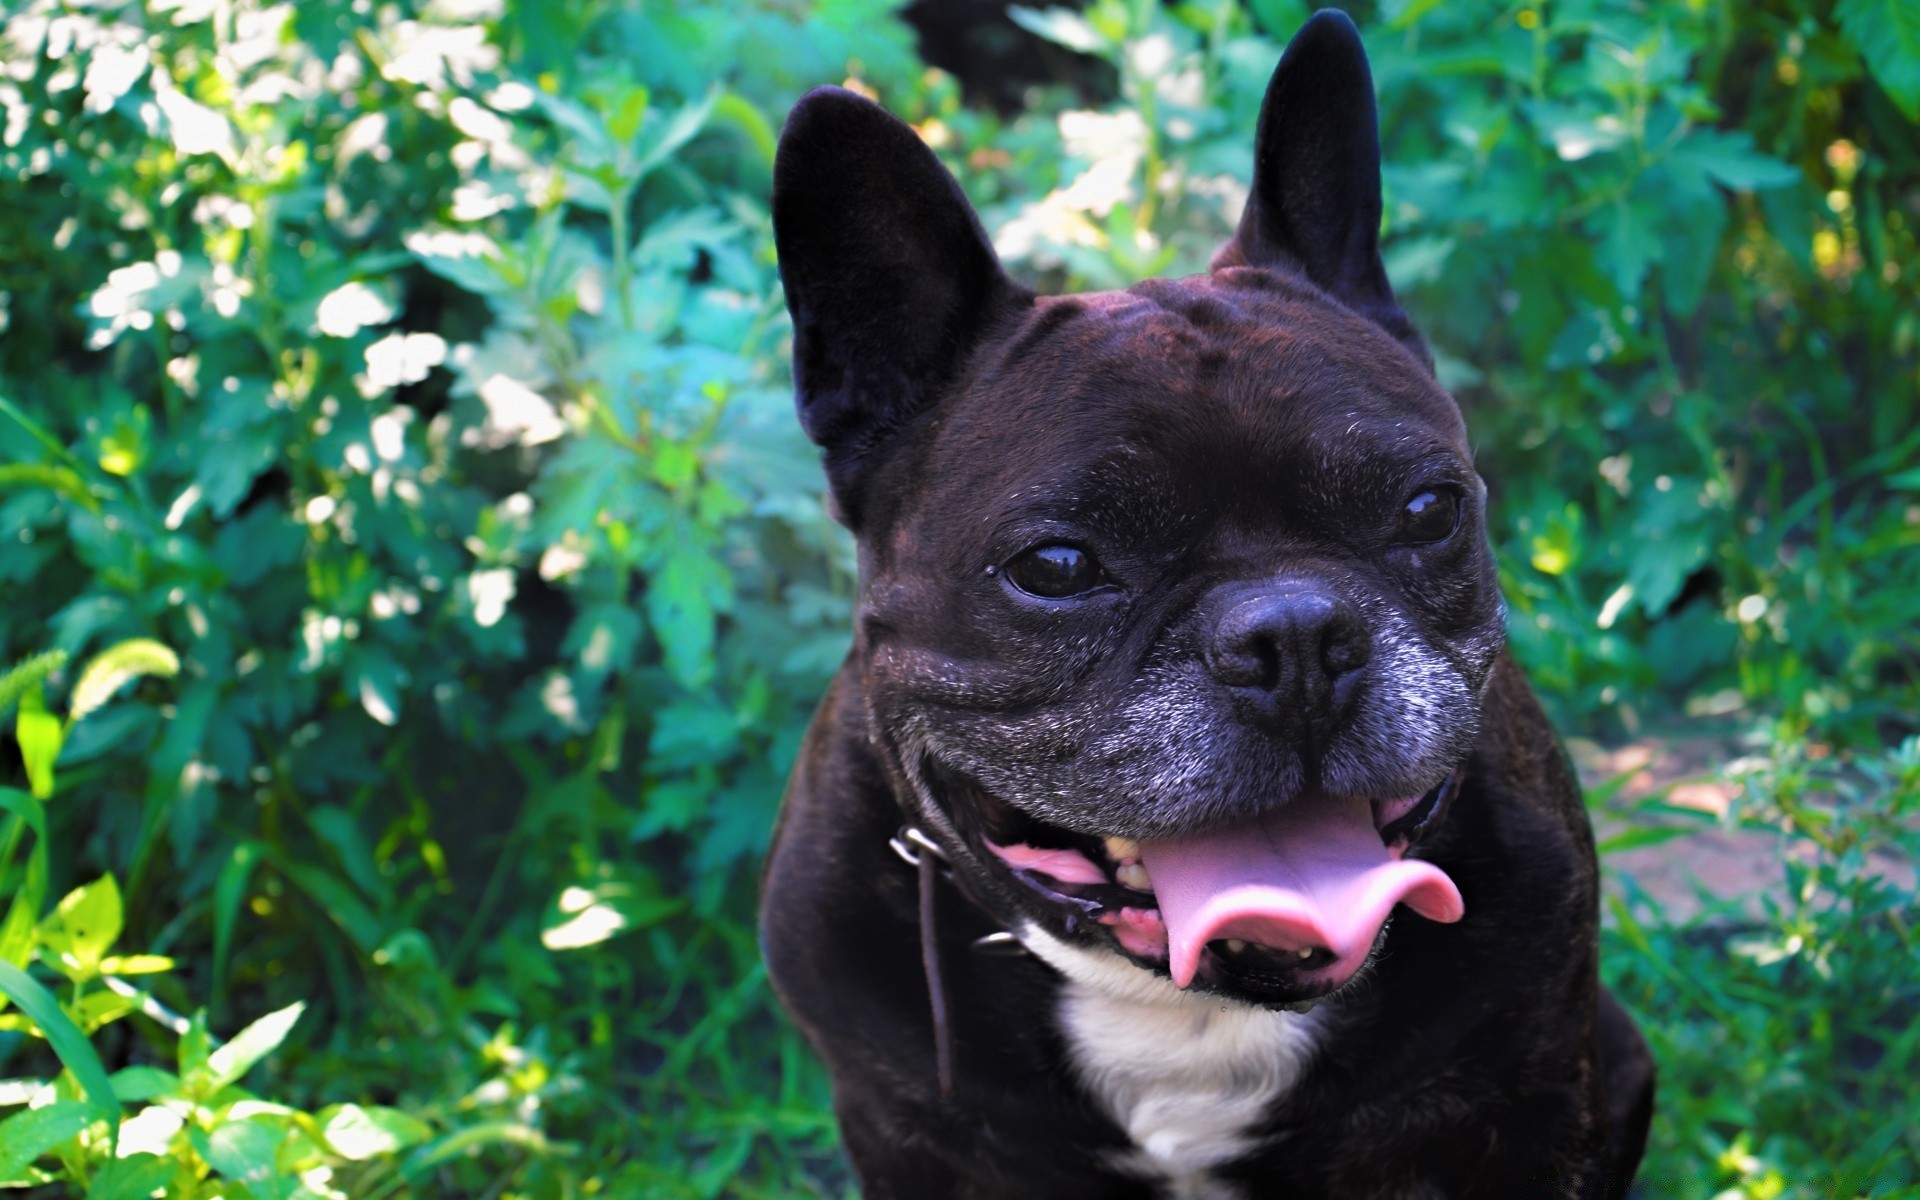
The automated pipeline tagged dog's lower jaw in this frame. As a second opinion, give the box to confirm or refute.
[763,655,1648,1197]
[1020,924,1322,1196]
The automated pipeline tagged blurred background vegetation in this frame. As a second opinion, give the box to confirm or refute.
[0,0,1915,1195]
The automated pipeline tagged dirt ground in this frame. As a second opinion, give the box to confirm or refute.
[1570,733,1915,926]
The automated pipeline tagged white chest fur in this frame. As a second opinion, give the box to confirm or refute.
[1020,927,1321,1199]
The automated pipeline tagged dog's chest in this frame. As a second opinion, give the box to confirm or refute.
[1023,929,1320,1199]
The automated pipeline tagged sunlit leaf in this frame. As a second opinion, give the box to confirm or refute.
[83,1154,175,1200]
[320,1103,432,1160]
[1007,6,1110,54]
[99,954,174,976]
[0,790,48,971]
[205,1002,305,1092]
[38,875,123,976]
[108,1065,182,1104]
[0,1101,92,1180]
[199,1116,282,1189]
[541,878,683,951]
[14,686,63,799]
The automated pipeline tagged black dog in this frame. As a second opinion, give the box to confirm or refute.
[761,11,1653,1198]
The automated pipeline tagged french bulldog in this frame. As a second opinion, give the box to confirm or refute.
[760,10,1654,1198]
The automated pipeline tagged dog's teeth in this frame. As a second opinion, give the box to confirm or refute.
[1298,947,1314,959]
[1115,861,1153,892]
[1104,836,1141,861]
[1225,939,1246,953]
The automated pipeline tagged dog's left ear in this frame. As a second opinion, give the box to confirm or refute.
[1214,10,1431,370]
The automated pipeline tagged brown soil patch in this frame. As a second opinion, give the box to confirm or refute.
[1569,733,1780,925]
[1570,733,1916,927]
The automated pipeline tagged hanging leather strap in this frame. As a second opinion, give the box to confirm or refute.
[918,843,955,1098]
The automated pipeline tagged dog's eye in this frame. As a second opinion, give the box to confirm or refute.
[1397,489,1460,544]
[1003,544,1108,599]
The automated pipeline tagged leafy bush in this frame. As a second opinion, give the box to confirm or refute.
[1608,736,1920,1197]
[0,0,872,1191]
[0,0,1914,1196]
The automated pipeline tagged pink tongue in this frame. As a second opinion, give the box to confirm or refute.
[1141,793,1464,989]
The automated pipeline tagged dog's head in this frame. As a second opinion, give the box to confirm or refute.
[773,11,1504,1008]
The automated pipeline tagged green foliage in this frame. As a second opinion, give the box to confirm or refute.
[0,0,862,1191]
[1607,737,1920,1196]
[0,0,1913,1195]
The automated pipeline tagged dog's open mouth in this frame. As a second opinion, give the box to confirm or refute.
[935,763,1466,1008]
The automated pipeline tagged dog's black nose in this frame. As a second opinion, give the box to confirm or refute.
[1205,582,1370,734]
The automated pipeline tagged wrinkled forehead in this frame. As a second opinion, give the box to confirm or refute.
[914,273,1469,530]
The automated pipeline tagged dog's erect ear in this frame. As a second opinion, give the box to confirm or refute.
[773,87,1029,525]
[1214,10,1430,369]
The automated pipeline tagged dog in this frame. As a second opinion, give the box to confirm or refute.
[760,11,1654,1198]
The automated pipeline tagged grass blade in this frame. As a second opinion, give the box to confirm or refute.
[0,960,121,1148]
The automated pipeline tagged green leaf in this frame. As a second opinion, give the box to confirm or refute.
[0,960,120,1143]
[270,854,386,953]
[84,1153,175,1200]
[1658,198,1727,317]
[0,786,47,847]
[1672,128,1799,191]
[0,1100,93,1179]
[1598,825,1702,854]
[205,1001,304,1092]
[538,92,615,164]
[403,1120,569,1176]
[98,953,173,975]
[1626,488,1713,615]
[71,988,134,1032]
[67,639,179,727]
[541,876,684,951]
[1600,199,1660,302]
[707,91,776,167]
[320,1103,432,1160]
[353,653,404,727]
[634,88,718,180]
[15,686,64,799]
[200,1116,285,1193]
[0,395,83,467]
[604,83,651,145]
[0,790,47,970]
[645,543,730,688]
[690,1128,753,1198]
[414,247,511,297]
[211,842,261,1005]
[108,1065,181,1103]
[38,875,123,976]
[193,426,280,520]
[1836,0,1920,120]
[177,1012,212,1079]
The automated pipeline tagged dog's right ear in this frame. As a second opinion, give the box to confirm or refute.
[1214,10,1431,370]
[773,87,1028,528]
